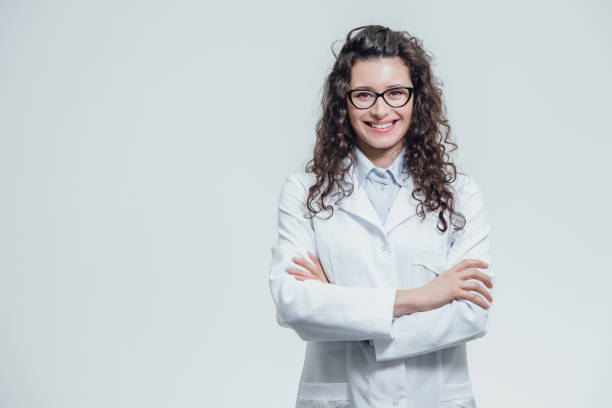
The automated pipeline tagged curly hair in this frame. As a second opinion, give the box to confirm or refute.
[304,24,466,233]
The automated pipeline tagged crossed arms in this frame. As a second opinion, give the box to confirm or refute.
[268,174,495,362]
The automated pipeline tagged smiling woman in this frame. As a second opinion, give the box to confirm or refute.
[269,25,494,408]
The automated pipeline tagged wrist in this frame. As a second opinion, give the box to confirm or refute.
[393,288,422,316]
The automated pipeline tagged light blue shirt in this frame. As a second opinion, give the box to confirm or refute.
[352,144,410,225]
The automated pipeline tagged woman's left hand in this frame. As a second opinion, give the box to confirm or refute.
[288,251,330,284]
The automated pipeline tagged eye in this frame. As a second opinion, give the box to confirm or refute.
[355,91,374,99]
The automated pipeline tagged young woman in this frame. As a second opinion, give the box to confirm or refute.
[268,25,495,408]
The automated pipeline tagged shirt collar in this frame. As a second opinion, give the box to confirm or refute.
[351,144,411,188]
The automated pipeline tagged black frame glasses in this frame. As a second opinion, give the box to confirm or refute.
[346,86,414,109]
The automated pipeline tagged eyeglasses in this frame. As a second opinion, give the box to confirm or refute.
[346,86,414,109]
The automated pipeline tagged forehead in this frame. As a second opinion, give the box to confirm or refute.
[349,56,412,88]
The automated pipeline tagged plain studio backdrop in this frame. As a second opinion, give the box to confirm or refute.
[1,0,610,407]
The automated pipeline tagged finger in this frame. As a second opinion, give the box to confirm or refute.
[306,252,329,282]
[289,271,316,281]
[296,254,324,282]
[312,267,329,284]
[307,251,322,268]
[461,281,493,303]
[292,257,315,273]
[288,268,327,284]
[287,268,313,278]
[454,259,489,272]
[457,290,490,309]
[291,272,323,283]
[461,268,493,288]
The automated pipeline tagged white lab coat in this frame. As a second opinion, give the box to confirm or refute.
[268,159,494,408]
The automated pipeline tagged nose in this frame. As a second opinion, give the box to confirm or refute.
[370,95,390,118]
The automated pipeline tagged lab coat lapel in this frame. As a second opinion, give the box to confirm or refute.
[337,171,385,233]
[336,162,419,236]
[384,176,420,234]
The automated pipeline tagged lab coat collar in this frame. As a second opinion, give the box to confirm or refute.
[352,144,411,188]
[336,146,420,235]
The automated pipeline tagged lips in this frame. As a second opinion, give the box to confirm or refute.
[365,120,398,128]
[364,119,398,134]
[365,119,399,128]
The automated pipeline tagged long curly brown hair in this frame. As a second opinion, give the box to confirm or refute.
[304,25,466,233]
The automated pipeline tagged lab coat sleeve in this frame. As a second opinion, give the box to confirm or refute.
[268,173,397,342]
[372,175,495,362]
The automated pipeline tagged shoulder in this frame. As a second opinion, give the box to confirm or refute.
[449,172,487,209]
[448,172,488,220]
[451,172,484,197]
[281,172,317,199]
[277,172,318,216]
[285,172,317,191]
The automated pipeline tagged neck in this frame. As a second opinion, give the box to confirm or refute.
[355,140,404,168]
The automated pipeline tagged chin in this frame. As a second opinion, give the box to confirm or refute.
[367,140,397,149]
[360,133,405,150]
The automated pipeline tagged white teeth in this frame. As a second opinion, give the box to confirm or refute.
[370,121,394,129]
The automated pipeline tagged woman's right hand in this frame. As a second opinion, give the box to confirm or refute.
[414,259,493,312]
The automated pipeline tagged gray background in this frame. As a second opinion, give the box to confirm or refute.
[1,0,610,407]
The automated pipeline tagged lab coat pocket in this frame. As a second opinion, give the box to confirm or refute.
[411,247,447,277]
[439,378,476,408]
[296,382,350,408]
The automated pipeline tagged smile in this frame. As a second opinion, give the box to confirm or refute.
[365,120,398,133]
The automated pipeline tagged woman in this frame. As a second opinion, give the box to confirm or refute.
[268,25,494,408]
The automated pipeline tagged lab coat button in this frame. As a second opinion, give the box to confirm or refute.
[393,402,398,407]
[381,245,389,252]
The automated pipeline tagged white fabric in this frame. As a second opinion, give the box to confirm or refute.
[352,145,406,346]
[268,146,495,408]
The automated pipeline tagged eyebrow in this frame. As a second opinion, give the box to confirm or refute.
[351,83,409,90]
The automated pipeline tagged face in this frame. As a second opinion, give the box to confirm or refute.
[346,56,414,163]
